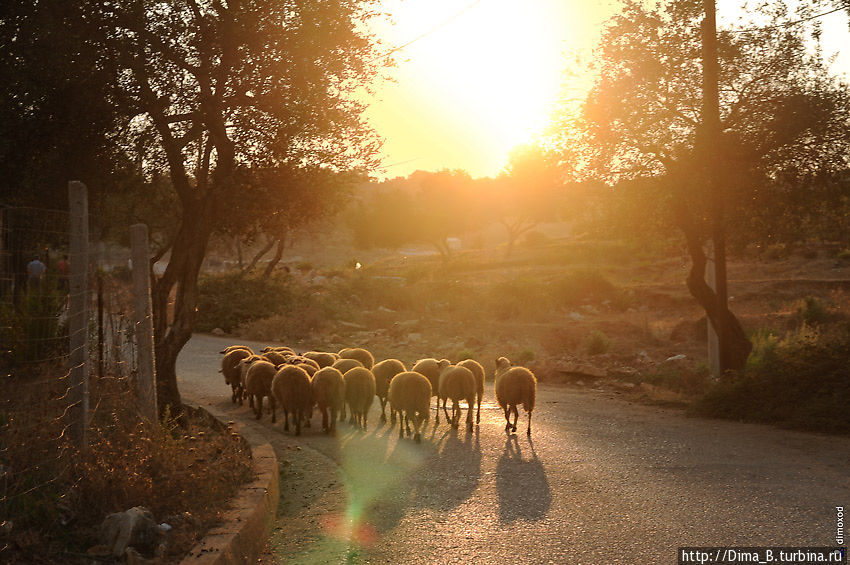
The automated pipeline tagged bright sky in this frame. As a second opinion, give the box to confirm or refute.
[363,0,850,181]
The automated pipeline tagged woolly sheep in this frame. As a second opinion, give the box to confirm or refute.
[343,367,375,430]
[302,351,339,368]
[457,358,485,424]
[296,362,318,377]
[332,358,363,374]
[261,350,289,366]
[241,356,278,422]
[372,358,406,422]
[271,364,314,435]
[286,356,320,370]
[411,358,450,417]
[437,362,476,430]
[219,345,253,355]
[494,356,537,436]
[333,358,363,421]
[338,347,374,370]
[311,367,345,434]
[221,348,251,404]
[388,371,432,443]
[261,346,295,355]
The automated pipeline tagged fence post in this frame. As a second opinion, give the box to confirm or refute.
[130,224,157,422]
[68,181,89,449]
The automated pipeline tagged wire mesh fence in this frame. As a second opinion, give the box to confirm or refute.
[0,192,148,546]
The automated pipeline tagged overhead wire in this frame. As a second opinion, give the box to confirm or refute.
[727,6,846,34]
[366,0,483,64]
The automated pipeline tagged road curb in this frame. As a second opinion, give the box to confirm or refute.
[180,402,279,565]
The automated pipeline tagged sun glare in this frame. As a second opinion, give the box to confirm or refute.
[366,0,608,179]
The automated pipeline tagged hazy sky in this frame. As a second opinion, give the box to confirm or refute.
[362,1,850,181]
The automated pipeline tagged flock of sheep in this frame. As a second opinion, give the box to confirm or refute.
[219,345,537,442]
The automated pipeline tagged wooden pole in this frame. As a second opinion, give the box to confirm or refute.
[68,181,89,449]
[702,0,726,376]
[131,224,157,422]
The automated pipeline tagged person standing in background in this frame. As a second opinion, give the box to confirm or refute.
[26,256,46,289]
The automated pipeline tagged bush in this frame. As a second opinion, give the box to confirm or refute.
[584,330,611,356]
[196,273,296,333]
[796,295,830,325]
[551,270,618,307]
[694,323,850,434]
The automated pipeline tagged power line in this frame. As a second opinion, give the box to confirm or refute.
[367,0,483,64]
[727,6,845,34]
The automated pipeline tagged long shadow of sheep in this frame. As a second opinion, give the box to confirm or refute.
[411,426,483,512]
[496,435,551,523]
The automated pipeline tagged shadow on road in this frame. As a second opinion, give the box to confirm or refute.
[496,435,550,523]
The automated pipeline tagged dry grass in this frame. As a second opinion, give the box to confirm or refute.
[0,368,255,564]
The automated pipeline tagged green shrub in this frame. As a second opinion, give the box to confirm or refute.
[694,322,850,434]
[796,295,830,325]
[515,348,535,364]
[584,330,611,356]
[552,270,617,306]
[196,273,297,333]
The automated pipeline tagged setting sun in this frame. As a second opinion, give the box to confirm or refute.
[365,0,615,179]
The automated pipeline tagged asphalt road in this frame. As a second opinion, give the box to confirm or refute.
[177,334,849,564]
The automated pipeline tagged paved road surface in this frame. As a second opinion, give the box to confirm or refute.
[178,334,849,564]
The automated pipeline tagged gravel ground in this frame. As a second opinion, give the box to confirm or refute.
[178,334,850,564]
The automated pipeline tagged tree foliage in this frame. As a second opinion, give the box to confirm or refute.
[559,0,850,370]
[92,0,385,415]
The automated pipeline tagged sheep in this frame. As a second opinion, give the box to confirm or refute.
[343,366,375,430]
[302,351,339,368]
[437,362,476,430]
[388,371,432,443]
[286,355,320,370]
[221,348,252,404]
[332,357,363,373]
[311,367,345,434]
[411,358,450,419]
[240,356,278,422]
[261,345,295,355]
[338,347,374,370]
[371,358,406,422]
[261,350,289,366]
[494,356,537,436]
[296,362,318,377]
[457,358,485,424]
[271,364,314,435]
[219,345,253,355]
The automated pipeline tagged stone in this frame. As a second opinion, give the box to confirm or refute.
[99,506,163,558]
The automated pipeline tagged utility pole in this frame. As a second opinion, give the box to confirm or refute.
[702,0,728,375]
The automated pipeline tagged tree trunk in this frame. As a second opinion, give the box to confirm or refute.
[262,237,284,278]
[151,209,212,421]
[241,234,275,276]
[678,214,752,372]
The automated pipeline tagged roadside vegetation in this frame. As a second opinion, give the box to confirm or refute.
[197,236,850,436]
[0,370,254,564]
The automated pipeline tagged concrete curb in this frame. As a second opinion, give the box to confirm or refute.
[179,403,279,565]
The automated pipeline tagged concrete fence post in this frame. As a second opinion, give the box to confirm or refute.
[68,181,89,449]
[130,224,157,422]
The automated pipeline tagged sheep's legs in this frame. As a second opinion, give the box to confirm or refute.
[412,413,423,443]
[270,397,276,424]
[527,411,532,436]
[255,396,263,420]
[442,398,452,426]
[466,400,473,430]
[510,405,519,432]
[320,406,329,432]
[503,405,512,432]
[476,394,481,424]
